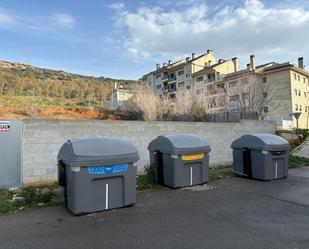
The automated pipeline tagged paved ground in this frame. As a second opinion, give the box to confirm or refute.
[294,138,309,159]
[1,168,309,249]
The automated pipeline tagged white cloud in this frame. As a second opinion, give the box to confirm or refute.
[110,2,125,10]
[0,10,15,25]
[53,13,76,29]
[112,0,309,66]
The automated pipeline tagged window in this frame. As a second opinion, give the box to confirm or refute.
[298,75,300,81]
[178,70,184,76]
[155,74,161,80]
[196,76,204,82]
[304,77,306,84]
[186,73,191,79]
[294,89,298,95]
[264,106,269,113]
[178,81,185,87]
[298,90,301,96]
[305,106,308,112]
[156,84,162,90]
[262,77,267,83]
[263,92,268,99]
[196,89,203,95]
[241,78,249,85]
[293,73,297,80]
[186,85,191,89]
[242,92,249,99]
[263,106,269,113]
[230,95,239,101]
[305,92,307,98]
[228,81,238,88]
[148,82,151,86]
[295,104,298,111]
[300,105,302,112]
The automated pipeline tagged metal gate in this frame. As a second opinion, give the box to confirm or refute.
[0,120,22,188]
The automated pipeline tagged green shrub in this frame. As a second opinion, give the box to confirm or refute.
[136,166,158,190]
[209,165,233,181]
[0,184,61,214]
[289,155,309,169]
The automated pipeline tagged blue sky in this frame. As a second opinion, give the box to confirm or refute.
[0,0,309,80]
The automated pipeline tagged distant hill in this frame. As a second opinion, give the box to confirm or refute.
[0,60,138,106]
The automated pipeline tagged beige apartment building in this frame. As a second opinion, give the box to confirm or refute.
[140,52,309,129]
[193,56,309,129]
[141,50,220,98]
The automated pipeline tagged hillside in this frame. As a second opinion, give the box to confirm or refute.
[0,60,138,105]
[0,60,138,119]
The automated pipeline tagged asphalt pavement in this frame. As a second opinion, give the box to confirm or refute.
[1,167,309,249]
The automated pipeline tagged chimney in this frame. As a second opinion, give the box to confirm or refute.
[298,57,304,69]
[168,60,172,65]
[232,57,239,72]
[208,60,212,66]
[156,63,161,70]
[191,53,195,59]
[247,63,251,70]
[163,63,167,67]
[207,49,214,54]
[250,55,256,70]
[186,57,190,62]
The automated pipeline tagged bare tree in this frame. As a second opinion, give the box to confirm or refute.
[118,87,208,121]
[227,74,272,119]
[203,82,228,113]
[124,89,161,121]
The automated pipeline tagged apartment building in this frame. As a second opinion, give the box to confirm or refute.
[263,58,309,129]
[140,52,309,129]
[140,50,219,98]
[195,56,309,129]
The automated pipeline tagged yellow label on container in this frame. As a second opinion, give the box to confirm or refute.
[181,153,204,161]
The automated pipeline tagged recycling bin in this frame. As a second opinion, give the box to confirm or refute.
[57,136,139,215]
[148,134,211,188]
[231,133,289,180]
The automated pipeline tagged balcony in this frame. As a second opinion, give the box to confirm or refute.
[168,88,176,93]
[168,75,176,83]
[204,74,226,84]
[161,75,168,82]
[168,83,177,93]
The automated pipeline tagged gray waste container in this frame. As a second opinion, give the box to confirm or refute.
[57,136,139,215]
[231,134,289,181]
[148,134,211,188]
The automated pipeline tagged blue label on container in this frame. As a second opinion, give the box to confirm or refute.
[88,164,128,174]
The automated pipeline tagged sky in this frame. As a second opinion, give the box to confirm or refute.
[0,0,309,80]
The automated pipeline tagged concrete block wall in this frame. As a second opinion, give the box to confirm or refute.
[22,119,276,184]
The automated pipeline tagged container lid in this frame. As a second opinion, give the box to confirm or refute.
[148,133,211,154]
[231,133,289,151]
[57,136,140,166]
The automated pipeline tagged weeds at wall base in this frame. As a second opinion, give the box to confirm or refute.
[1,159,308,214]
[0,184,61,214]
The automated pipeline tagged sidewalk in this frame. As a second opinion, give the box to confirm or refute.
[1,167,309,249]
[294,138,309,159]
